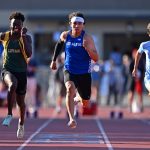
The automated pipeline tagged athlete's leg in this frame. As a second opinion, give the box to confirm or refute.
[76,73,91,108]
[4,73,17,115]
[65,81,76,126]
[74,92,82,105]
[15,71,27,125]
[14,72,27,138]
[81,98,90,108]
[2,72,17,126]
[16,94,26,139]
[16,94,26,125]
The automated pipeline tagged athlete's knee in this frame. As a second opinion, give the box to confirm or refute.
[17,100,25,108]
[66,84,75,97]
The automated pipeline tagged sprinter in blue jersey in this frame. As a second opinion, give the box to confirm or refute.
[132,23,150,96]
[50,12,98,128]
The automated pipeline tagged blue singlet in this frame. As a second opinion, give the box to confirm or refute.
[64,30,91,74]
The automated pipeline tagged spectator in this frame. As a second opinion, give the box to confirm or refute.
[128,49,145,112]
[25,58,38,118]
[54,52,66,113]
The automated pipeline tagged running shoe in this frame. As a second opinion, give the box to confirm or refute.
[17,122,24,139]
[2,115,13,126]
[74,97,81,105]
[67,120,77,129]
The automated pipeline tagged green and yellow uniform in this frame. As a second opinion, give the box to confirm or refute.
[2,31,28,72]
[1,31,29,95]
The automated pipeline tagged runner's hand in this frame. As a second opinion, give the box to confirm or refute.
[132,69,137,78]
[50,61,57,70]
[21,27,27,36]
[83,39,89,51]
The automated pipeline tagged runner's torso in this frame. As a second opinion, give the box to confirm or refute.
[64,30,91,74]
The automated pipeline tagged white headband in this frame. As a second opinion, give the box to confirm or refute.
[71,16,84,23]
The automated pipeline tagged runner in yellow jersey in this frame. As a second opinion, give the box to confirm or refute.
[0,12,32,139]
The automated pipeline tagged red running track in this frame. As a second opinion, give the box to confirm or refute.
[0,106,150,150]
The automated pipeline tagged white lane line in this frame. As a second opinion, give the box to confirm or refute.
[17,118,54,150]
[96,118,114,150]
[32,133,102,144]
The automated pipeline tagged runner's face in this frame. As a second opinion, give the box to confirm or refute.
[10,19,23,35]
[70,21,84,35]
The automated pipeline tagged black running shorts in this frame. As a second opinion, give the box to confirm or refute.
[64,70,91,100]
[1,68,27,95]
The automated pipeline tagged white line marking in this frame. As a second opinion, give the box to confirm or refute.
[96,118,114,150]
[32,133,103,144]
[17,119,54,150]
[33,140,100,144]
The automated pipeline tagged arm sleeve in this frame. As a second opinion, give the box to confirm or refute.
[52,40,64,61]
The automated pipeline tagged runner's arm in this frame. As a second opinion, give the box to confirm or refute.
[50,31,67,70]
[83,34,99,62]
[132,51,142,77]
[22,34,32,58]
